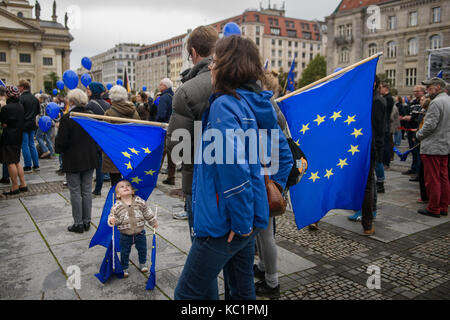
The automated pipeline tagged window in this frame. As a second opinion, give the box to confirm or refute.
[302,52,306,59]
[432,7,441,23]
[287,30,297,38]
[386,69,396,87]
[278,40,282,46]
[338,25,345,37]
[272,49,275,56]
[0,52,6,62]
[255,15,260,22]
[405,68,417,87]
[278,60,282,67]
[409,12,417,27]
[271,60,275,67]
[278,50,282,57]
[310,53,313,60]
[368,43,377,56]
[288,51,292,58]
[310,44,313,51]
[256,26,260,35]
[270,28,280,36]
[43,57,53,66]
[17,12,23,18]
[407,38,418,56]
[339,47,349,63]
[387,41,396,58]
[302,62,305,68]
[346,24,353,38]
[295,42,298,48]
[19,53,31,63]
[388,16,396,30]
[288,41,292,47]
[256,37,260,46]
[303,32,312,40]
[430,35,441,50]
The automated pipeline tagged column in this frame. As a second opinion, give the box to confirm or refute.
[34,42,43,92]
[9,41,19,85]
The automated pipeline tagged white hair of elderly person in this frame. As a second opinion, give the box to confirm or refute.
[109,85,129,102]
[160,78,173,90]
[67,88,89,108]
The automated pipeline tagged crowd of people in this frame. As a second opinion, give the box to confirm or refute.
[1,24,449,301]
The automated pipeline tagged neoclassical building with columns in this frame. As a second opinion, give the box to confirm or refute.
[0,0,73,92]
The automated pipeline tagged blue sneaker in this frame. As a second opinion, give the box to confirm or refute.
[348,211,362,221]
[173,211,188,220]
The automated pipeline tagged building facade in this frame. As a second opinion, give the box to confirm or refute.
[135,4,327,94]
[0,0,73,93]
[326,0,450,95]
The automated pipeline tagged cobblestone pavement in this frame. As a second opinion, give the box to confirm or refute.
[0,141,449,300]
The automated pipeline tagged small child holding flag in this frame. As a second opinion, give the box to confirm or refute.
[108,180,158,277]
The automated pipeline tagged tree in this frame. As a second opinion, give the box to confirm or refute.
[297,55,327,89]
[44,72,60,95]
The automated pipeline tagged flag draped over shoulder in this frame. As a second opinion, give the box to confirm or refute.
[279,57,379,230]
[71,117,165,282]
[286,55,297,92]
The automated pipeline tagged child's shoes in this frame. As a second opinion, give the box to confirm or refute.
[123,269,129,278]
[140,264,149,273]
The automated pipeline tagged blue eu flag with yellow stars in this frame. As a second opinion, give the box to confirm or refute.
[286,54,297,92]
[145,231,157,290]
[279,57,379,230]
[71,117,165,282]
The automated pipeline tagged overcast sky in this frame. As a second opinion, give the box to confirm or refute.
[36,0,339,69]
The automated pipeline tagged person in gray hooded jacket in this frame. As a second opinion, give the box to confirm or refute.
[166,26,219,237]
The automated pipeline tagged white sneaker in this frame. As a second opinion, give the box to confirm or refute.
[123,270,129,278]
[141,266,149,273]
[173,211,188,220]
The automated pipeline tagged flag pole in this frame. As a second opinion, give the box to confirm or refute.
[112,192,115,272]
[276,52,383,103]
[70,112,168,129]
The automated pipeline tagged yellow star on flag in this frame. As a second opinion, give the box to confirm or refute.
[125,161,133,170]
[313,114,326,126]
[344,115,356,126]
[337,158,349,169]
[142,147,151,154]
[324,169,334,180]
[131,176,143,184]
[129,148,140,155]
[300,123,310,135]
[348,145,360,156]
[330,111,342,121]
[294,139,300,146]
[122,152,131,159]
[351,128,363,139]
[309,171,320,183]
[145,169,156,176]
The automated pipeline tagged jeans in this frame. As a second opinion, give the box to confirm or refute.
[22,130,39,168]
[66,170,94,226]
[185,194,194,242]
[174,228,260,300]
[255,218,278,287]
[394,131,402,146]
[375,162,385,183]
[93,150,103,193]
[2,164,9,179]
[36,128,54,154]
[119,230,147,270]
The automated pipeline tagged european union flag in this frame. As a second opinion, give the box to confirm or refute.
[279,58,379,229]
[72,117,165,282]
[145,231,157,290]
[0,79,5,87]
[286,54,297,92]
[95,239,124,284]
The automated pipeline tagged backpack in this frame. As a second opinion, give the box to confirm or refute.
[285,137,308,189]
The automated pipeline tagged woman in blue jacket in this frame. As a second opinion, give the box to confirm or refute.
[174,36,293,300]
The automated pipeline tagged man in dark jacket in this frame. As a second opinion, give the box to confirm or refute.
[18,80,40,173]
[155,79,174,123]
[166,25,219,236]
[86,82,110,196]
[380,82,394,169]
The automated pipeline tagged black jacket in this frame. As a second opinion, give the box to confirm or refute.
[19,91,40,131]
[55,106,98,173]
[372,92,386,161]
[86,95,111,115]
[0,97,24,146]
[155,88,174,123]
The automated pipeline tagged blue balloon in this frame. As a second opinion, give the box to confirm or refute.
[56,80,65,91]
[142,86,147,92]
[52,89,58,96]
[223,22,241,37]
[333,67,343,73]
[106,83,113,90]
[38,116,53,133]
[82,57,92,71]
[46,102,61,120]
[63,70,79,90]
[81,73,92,87]
[116,79,123,86]
[39,90,43,94]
